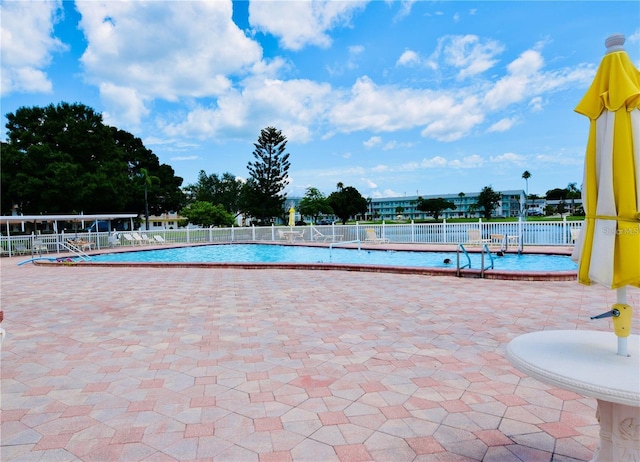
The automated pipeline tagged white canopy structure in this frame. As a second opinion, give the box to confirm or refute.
[1,214,138,235]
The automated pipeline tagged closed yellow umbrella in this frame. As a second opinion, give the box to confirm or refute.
[571,34,640,355]
[288,206,296,227]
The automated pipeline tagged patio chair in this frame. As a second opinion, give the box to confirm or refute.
[313,229,341,242]
[13,243,29,255]
[364,228,389,244]
[108,234,121,247]
[153,235,166,244]
[122,233,137,245]
[466,229,490,245]
[570,228,581,243]
[132,232,152,244]
[33,239,49,253]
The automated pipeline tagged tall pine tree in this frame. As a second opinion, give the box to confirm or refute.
[242,127,291,223]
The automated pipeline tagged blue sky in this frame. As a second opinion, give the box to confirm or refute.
[2,1,639,200]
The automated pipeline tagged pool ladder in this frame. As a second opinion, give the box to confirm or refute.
[457,244,494,277]
[328,240,361,260]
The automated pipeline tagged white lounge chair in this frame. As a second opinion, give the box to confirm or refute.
[132,232,152,244]
[122,233,137,245]
[313,229,341,242]
[364,229,389,244]
[153,235,166,243]
[466,229,490,245]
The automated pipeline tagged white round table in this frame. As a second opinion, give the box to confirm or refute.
[507,330,639,462]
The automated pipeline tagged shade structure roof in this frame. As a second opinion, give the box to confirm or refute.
[1,214,138,225]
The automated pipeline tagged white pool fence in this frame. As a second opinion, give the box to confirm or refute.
[1,219,583,258]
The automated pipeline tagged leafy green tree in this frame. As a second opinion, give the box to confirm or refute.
[1,102,184,216]
[179,201,235,227]
[327,183,368,224]
[475,186,502,219]
[297,187,333,223]
[545,188,568,200]
[566,182,581,215]
[242,127,291,222]
[566,182,581,198]
[556,200,567,217]
[184,170,243,216]
[416,197,456,221]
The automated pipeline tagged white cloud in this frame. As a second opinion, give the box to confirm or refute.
[420,156,448,168]
[361,178,378,188]
[490,152,526,165]
[363,136,382,148]
[0,0,66,96]
[77,0,262,126]
[248,0,367,51]
[448,154,484,169]
[396,50,421,67]
[163,77,333,142]
[392,0,416,22]
[100,83,149,130]
[487,117,518,133]
[483,48,593,111]
[170,156,200,161]
[529,96,544,112]
[432,34,505,79]
[331,77,484,141]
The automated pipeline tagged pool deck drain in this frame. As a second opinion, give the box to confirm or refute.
[3,247,636,461]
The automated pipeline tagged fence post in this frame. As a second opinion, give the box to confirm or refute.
[443,219,447,244]
[562,216,567,245]
[411,220,415,243]
[187,227,190,243]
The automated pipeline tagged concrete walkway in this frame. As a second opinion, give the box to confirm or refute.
[1,254,638,461]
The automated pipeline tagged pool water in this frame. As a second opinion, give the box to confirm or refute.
[87,244,578,272]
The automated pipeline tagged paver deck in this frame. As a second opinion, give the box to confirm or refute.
[1,249,638,461]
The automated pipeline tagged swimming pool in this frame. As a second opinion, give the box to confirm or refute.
[84,243,578,273]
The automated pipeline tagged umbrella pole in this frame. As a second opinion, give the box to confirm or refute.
[617,287,628,356]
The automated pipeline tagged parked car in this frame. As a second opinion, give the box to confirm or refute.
[316,218,333,225]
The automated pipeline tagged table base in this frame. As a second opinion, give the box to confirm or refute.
[591,400,640,462]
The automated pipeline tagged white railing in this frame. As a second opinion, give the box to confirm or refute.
[1,219,584,257]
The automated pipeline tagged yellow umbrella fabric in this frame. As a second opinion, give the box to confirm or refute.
[288,207,296,227]
[571,34,640,290]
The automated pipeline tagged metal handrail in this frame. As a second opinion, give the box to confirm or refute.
[480,244,494,277]
[329,240,361,260]
[58,242,91,261]
[456,244,471,276]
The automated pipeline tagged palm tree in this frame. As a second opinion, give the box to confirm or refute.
[140,168,159,231]
[521,171,531,217]
[522,171,531,197]
[458,192,466,217]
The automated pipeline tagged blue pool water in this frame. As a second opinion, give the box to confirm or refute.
[86,244,578,272]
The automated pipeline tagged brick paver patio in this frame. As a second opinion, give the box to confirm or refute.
[1,251,638,461]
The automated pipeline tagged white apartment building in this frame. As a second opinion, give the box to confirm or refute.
[369,190,526,221]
